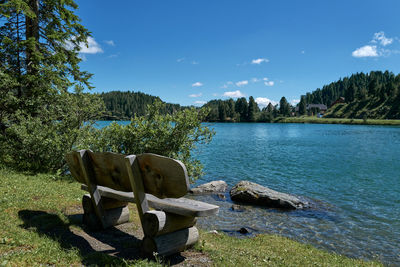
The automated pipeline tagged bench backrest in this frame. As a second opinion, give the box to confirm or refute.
[65,150,190,198]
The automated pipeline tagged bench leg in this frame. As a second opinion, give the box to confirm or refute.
[82,194,130,230]
[142,226,199,256]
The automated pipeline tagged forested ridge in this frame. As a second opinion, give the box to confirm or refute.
[99,91,184,119]
[303,71,400,119]
[100,71,400,122]
[201,70,400,121]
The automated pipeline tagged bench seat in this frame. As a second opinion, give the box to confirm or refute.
[81,184,219,217]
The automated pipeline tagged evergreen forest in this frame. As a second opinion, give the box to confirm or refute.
[100,91,183,119]
[99,71,400,122]
[303,71,400,119]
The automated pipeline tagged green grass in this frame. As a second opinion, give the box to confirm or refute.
[199,233,381,267]
[277,116,400,125]
[0,167,383,266]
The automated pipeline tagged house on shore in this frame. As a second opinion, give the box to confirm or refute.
[295,104,328,115]
[330,97,345,107]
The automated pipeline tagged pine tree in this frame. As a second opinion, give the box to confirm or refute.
[247,96,259,122]
[235,97,248,122]
[0,0,104,172]
[299,96,306,115]
[279,96,290,117]
[218,101,227,121]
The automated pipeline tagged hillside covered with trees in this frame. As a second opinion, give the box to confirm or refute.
[203,96,291,122]
[99,71,400,122]
[302,71,400,119]
[100,91,184,119]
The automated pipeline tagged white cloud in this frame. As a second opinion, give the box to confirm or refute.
[251,58,269,64]
[373,32,393,46]
[192,82,203,87]
[194,100,206,105]
[65,36,103,54]
[255,97,277,108]
[189,93,202,98]
[352,45,378,58]
[291,99,300,105]
[301,50,305,54]
[191,61,199,65]
[177,58,185,62]
[236,80,248,87]
[223,90,245,98]
[353,32,398,58]
[78,37,103,54]
[104,40,115,46]
[264,81,274,86]
[252,77,270,83]
[212,93,219,96]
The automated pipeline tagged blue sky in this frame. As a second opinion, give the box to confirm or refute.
[75,0,400,107]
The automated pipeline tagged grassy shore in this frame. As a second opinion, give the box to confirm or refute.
[0,167,382,266]
[276,116,400,126]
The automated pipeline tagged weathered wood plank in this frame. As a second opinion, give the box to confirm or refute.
[65,151,86,184]
[136,153,189,198]
[86,151,132,192]
[125,155,149,225]
[83,205,130,230]
[81,184,134,202]
[148,196,219,217]
[76,150,107,228]
[142,226,199,256]
[143,210,196,237]
[82,194,128,213]
[81,184,219,217]
[67,151,190,197]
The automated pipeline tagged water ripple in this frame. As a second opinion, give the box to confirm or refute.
[193,123,400,266]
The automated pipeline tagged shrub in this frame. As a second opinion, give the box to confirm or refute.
[81,101,214,182]
[0,91,104,173]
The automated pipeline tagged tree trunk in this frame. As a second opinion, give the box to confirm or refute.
[25,0,39,82]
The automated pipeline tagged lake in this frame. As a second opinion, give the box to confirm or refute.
[96,121,400,265]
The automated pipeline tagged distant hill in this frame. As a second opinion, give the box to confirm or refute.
[99,91,184,120]
[303,71,400,119]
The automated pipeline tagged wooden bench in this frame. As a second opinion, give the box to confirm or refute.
[65,150,219,256]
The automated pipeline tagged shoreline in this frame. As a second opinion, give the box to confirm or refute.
[275,117,400,126]
[98,117,400,126]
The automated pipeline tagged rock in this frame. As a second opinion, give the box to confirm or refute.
[230,180,307,209]
[189,180,228,194]
[230,204,245,212]
[238,227,250,234]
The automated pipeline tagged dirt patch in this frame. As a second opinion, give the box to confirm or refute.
[64,206,212,266]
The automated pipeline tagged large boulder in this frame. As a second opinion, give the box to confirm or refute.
[189,180,228,194]
[230,180,307,209]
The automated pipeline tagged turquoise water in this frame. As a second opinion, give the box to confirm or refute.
[97,121,400,265]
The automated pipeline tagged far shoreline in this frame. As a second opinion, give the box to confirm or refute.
[275,117,400,126]
[98,117,400,126]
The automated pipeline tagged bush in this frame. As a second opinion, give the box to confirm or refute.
[0,91,104,173]
[81,101,214,182]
